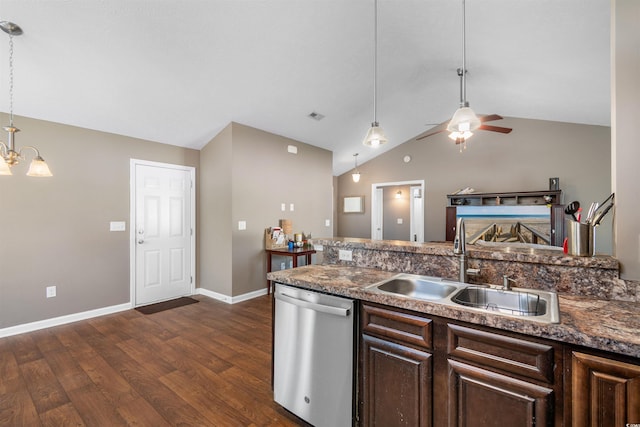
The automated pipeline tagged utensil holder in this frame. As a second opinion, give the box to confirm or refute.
[565,219,595,256]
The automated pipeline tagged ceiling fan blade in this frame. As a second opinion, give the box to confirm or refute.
[416,129,446,140]
[478,114,503,123]
[416,122,447,141]
[479,124,512,134]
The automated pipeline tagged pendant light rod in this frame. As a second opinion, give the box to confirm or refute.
[362,0,388,147]
[373,0,378,123]
[460,0,468,107]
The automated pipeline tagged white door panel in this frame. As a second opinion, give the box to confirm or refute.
[133,161,194,306]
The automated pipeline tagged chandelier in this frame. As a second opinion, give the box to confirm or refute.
[0,21,52,177]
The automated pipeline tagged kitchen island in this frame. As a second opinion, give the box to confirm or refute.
[268,238,640,426]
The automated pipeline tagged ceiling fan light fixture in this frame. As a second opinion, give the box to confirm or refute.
[447,106,481,134]
[448,130,473,141]
[363,122,388,147]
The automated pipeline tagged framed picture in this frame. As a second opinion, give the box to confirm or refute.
[343,196,364,213]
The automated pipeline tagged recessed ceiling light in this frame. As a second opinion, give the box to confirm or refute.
[308,112,325,121]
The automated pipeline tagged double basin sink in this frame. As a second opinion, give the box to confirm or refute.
[367,273,560,323]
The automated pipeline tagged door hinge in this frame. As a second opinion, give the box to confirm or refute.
[190,276,193,284]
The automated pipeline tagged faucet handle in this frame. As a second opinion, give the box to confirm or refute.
[502,275,516,290]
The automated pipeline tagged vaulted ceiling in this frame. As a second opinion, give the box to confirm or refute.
[0,0,610,175]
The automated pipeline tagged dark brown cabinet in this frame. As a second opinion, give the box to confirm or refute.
[356,302,640,426]
[445,323,560,427]
[569,351,640,427]
[448,359,554,427]
[360,303,434,426]
[359,303,563,427]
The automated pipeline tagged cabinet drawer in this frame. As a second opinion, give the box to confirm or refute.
[447,323,555,383]
[362,303,432,349]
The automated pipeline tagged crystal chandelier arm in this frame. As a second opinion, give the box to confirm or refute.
[0,141,7,157]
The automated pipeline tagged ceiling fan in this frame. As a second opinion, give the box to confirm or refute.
[417,0,512,150]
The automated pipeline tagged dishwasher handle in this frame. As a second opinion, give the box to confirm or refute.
[275,292,351,317]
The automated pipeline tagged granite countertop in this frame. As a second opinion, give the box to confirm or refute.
[267,264,640,359]
[312,237,619,269]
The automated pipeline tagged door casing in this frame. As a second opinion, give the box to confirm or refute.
[129,158,196,307]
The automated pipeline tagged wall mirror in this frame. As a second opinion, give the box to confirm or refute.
[343,196,364,213]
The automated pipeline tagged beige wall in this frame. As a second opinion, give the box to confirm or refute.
[199,122,333,297]
[0,114,199,329]
[383,185,411,241]
[337,117,613,254]
[199,124,233,296]
[612,0,640,279]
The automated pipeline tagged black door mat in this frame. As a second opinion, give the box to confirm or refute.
[135,297,199,315]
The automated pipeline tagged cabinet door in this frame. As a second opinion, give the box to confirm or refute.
[571,351,640,427]
[361,334,432,427]
[448,359,554,427]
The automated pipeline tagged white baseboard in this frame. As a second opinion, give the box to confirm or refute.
[197,287,268,304]
[0,288,269,339]
[0,302,132,339]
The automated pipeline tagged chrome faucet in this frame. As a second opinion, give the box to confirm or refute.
[502,275,516,291]
[453,217,467,282]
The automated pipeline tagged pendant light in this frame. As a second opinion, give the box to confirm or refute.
[352,153,361,182]
[0,21,52,177]
[446,0,480,150]
[363,0,388,147]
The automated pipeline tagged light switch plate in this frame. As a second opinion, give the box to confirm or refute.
[238,221,247,230]
[397,218,403,224]
[281,203,286,211]
[338,249,353,261]
[110,221,126,231]
[290,203,294,211]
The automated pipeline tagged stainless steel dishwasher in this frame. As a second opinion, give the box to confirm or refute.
[273,283,355,427]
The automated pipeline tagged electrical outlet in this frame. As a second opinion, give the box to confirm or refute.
[280,262,286,270]
[46,285,56,298]
[338,249,353,261]
[325,219,331,227]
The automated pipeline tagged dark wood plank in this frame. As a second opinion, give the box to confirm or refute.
[0,295,305,426]
[39,403,86,427]
[18,359,70,413]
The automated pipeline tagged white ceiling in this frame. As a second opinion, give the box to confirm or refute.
[0,0,610,175]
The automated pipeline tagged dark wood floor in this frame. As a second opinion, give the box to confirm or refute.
[0,295,307,426]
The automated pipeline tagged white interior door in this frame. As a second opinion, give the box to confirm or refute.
[371,188,383,240]
[410,185,425,242]
[131,160,195,306]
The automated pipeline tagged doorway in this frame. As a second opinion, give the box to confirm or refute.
[371,180,425,242]
[130,159,196,306]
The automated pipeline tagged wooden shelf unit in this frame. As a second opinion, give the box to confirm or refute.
[447,189,562,207]
[445,190,564,246]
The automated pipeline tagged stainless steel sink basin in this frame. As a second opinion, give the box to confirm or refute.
[449,287,560,323]
[368,274,465,301]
